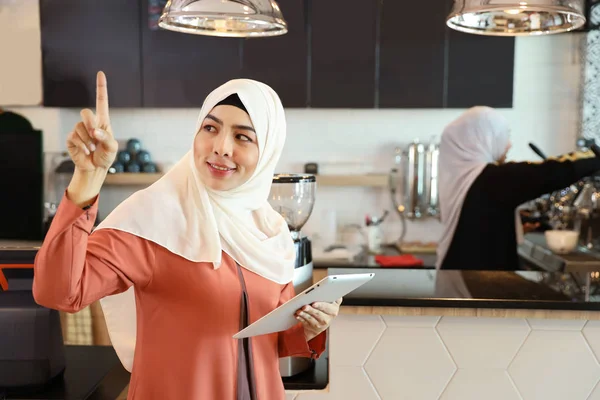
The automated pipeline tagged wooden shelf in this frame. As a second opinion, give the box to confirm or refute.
[104,173,163,186]
[103,173,390,188]
[316,174,389,187]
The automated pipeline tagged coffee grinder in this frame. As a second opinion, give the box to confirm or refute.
[268,173,316,377]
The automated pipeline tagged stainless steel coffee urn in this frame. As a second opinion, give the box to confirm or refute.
[389,139,440,244]
[390,139,440,220]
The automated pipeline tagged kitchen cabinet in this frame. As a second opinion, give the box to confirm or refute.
[242,0,308,108]
[140,1,243,107]
[378,0,447,108]
[309,0,378,108]
[445,30,515,108]
[39,0,142,107]
[379,0,514,108]
[38,0,515,109]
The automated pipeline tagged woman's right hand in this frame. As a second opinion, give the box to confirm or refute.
[66,71,119,208]
[66,71,118,172]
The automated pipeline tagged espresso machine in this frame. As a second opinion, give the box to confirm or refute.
[268,173,316,377]
[522,140,600,252]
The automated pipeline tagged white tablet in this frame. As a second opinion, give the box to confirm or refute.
[233,273,375,339]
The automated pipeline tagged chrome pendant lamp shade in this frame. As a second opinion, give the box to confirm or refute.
[158,0,288,37]
[447,0,587,36]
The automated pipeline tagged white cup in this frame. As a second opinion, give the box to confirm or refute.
[544,230,579,254]
[366,224,383,253]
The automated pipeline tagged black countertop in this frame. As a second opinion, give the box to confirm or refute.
[329,268,600,310]
[2,345,327,399]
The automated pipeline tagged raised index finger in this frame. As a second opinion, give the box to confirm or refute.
[96,71,110,129]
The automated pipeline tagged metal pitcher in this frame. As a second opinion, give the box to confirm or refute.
[390,139,440,221]
[424,141,440,217]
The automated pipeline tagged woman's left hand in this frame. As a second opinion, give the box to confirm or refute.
[296,298,343,341]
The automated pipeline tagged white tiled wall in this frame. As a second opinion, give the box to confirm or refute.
[8,33,585,244]
[285,314,600,400]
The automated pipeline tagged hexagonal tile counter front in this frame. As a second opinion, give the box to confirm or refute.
[439,369,521,400]
[585,380,600,400]
[436,317,530,368]
[329,314,386,367]
[295,366,380,400]
[364,327,456,399]
[583,321,600,361]
[508,330,600,400]
[286,392,298,400]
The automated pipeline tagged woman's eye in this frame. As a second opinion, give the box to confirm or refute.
[203,125,216,133]
[237,134,253,142]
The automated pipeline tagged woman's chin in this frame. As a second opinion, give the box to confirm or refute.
[202,177,228,191]
[196,165,253,191]
[201,173,242,192]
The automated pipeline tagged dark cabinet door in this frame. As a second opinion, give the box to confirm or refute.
[445,30,515,108]
[140,1,243,107]
[242,0,308,108]
[378,1,447,108]
[309,0,378,108]
[39,0,143,107]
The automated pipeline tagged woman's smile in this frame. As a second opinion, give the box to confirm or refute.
[207,161,237,178]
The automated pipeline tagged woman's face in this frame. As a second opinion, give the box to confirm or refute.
[194,105,259,191]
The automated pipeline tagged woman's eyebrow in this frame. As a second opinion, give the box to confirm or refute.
[205,114,223,125]
[205,114,255,133]
[232,124,256,133]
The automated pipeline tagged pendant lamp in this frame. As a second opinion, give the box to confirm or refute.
[158,0,287,37]
[447,0,587,36]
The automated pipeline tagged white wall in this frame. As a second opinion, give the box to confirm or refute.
[7,33,584,246]
[0,0,42,105]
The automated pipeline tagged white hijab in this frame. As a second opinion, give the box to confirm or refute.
[96,79,296,371]
[436,106,511,269]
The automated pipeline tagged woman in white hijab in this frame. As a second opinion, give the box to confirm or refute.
[437,106,600,270]
[33,72,341,400]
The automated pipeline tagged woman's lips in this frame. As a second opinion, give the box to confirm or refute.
[207,162,236,178]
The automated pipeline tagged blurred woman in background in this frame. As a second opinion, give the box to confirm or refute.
[436,106,600,270]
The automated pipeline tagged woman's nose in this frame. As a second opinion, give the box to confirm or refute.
[213,132,233,157]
